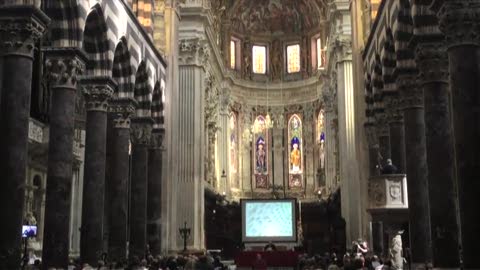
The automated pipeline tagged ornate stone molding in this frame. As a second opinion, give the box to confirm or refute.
[322,90,336,112]
[0,6,49,57]
[80,76,116,112]
[368,174,408,209]
[415,42,448,84]
[43,48,87,89]
[179,38,210,66]
[438,0,480,48]
[109,97,137,129]
[205,73,219,129]
[130,117,154,146]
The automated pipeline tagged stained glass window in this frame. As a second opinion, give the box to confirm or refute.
[230,40,236,69]
[288,114,303,188]
[287,44,300,73]
[317,110,325,169]
[229,113,238,187]
[253,115,268,188]
[252,45,266,74]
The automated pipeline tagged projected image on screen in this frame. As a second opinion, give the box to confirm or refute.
[242,199,296,242]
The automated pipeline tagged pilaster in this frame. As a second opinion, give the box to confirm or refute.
[168,37,209,252]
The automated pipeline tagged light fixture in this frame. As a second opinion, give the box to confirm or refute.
[265,76,273,129]
[221,169,227,196]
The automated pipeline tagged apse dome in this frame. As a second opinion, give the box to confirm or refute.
[229,0,326,37]
[223,0,329,82]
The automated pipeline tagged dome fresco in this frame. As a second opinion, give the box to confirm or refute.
[229,0,325,36]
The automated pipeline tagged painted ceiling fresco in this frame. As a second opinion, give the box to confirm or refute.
[229,0,324,35]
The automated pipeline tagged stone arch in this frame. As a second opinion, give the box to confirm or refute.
[134,61,152,117]
[112,37,134,98]
[43,0,83,47]
[393,0,415,75]
[82,4,112,76]
[365,73,374,121]
[372,54,384,116]
[151,81,164,129]
[382,28,396,94]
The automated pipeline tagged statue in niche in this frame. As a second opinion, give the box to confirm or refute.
[390,233,404,270]
[290,137,301,173]
[301,35,309,77]
[270,39,282,81]
[320,135,325,169]
[243,40,252,79]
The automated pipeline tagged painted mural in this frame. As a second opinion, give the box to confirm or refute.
[230,0,321,35]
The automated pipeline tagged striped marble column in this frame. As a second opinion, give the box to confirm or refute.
[0,6,48,268]
[80,76,115,265]
[129,117,153,259]
[438,3,480,268]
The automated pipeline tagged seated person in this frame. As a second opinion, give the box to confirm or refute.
[263,241,277,251]
[252,253,267,270]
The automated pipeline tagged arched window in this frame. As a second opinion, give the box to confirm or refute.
[288,114,303,188]
[317,110,326,169]
[253,115,268,188]
[229,112,239,188]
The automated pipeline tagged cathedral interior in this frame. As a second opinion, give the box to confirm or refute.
[0,0,479,269]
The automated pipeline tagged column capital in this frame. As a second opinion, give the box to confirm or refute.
[364,122,379,148]
[384,94,403,124]
[415,42,449,84]
[80,76,116,112]
[43,47,87,89]
[397,74,424,110]
[375,117,390,137]
[150,129,165,150]
[438,0,480,48]
[0,5,50,57]
[110,97,137,129]
[179,38,209,66]
[131,117,154,146]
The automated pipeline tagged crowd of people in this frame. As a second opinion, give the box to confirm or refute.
[24,253,229,270]
[24,240,402,270]
[296,239,402,270]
